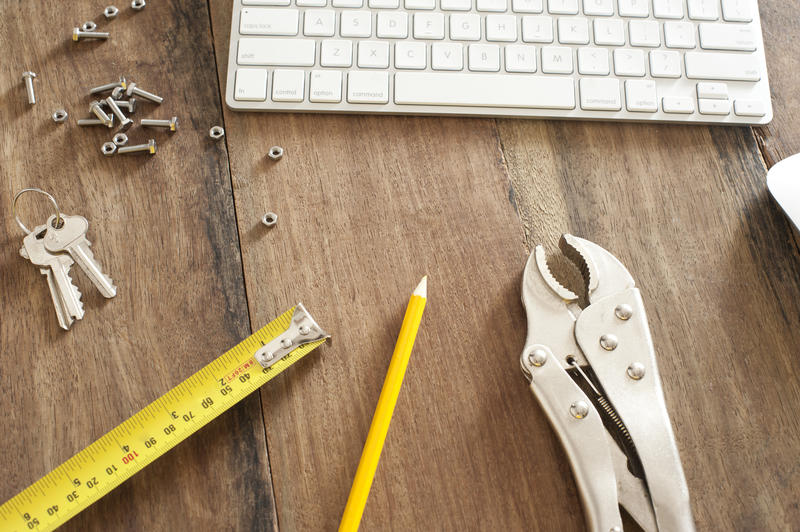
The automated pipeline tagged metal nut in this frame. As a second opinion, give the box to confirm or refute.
[262,212,278,228]
[81,21,98,31]
[209,126,224,140]
[101,142,117,156]
[113,133,128,146]
[131,0,146,10]
[104,5,119,18]
[52,110,68,123]
[268,146,284,160]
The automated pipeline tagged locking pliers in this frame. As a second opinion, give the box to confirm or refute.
[520,235,695,532]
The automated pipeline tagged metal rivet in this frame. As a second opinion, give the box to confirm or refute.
[627,362,646,380]
[610,527,622,532]
[615,304,633,321]
[528,348,547,367]
[280,338,292,349]
[570,401,590,419]
[299,325,310,335]
[264,351,274,361]
[599,334,618,351]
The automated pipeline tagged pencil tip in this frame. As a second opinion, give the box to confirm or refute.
[414,276,427,297]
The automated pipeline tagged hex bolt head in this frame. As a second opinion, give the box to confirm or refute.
[101,142,117,156]
[111,86,125,100]
[627,362,646,380]
[104,5,119,18]
[569,401,590,419]
[268,146,284,160]
[599,334,618,351]
[132,0,146,10]
[614,304,633,321]
[22,71,37,105]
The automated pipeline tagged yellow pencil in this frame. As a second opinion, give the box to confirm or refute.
[339,276,428,532]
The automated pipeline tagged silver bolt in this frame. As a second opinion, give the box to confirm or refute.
[89,77,126,95]
[527,348,548,367]
[104,5,119,19]
[599,334,618,351]
[117,139,156,155]
[72,28,110,41]
[52,110,68,123]
[22,71,37,105]
[627,362,646,380]
[125,82,163,104]
[268,146,284,160]
[104,97,133,131]
[570,401,590,419]
[116,98,136,113]
[209,126,225,140]
[78,116,114,127]
[113,133,128,146]
[110,86,125,100]
[280,338,292,349]
[261,212,278,227]
[614,304,633,321]
[81,21,98,31]
[132,0,146,10]
[101,142,117,156]
[141,116,179,132]
[89,101,113,127]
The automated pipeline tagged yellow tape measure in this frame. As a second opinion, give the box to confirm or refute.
[0,304,329,532]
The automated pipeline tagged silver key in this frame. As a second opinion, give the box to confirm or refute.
[44,214,117,298]
[21,226,85,328]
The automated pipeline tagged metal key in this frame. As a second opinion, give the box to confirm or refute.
[21,226,85,329]
[44,214,117,298]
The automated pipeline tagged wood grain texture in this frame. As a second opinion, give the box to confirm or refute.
[0,1,276,530]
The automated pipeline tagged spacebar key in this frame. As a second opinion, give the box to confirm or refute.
[394,73,575,109]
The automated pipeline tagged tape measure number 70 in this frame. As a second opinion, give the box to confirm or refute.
[0,303,330,532]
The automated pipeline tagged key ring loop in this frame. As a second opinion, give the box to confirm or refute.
[12,188,62,235]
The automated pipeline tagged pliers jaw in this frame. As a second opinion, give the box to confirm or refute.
[520,235,695,532]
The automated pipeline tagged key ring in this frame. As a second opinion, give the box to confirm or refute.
[12,188,62,235]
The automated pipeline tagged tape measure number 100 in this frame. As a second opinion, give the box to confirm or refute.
[0,304,330,532]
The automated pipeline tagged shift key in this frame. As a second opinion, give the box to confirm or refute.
[238,38,316,66]
[685,52,760,81]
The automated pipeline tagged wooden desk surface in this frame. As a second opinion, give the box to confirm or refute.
[1,1,798,530]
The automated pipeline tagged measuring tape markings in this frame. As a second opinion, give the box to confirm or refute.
[0,306,326,532]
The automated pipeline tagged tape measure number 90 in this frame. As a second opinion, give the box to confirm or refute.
[0,303,329,532]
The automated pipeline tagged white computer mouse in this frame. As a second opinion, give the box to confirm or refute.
[767,153,800,234]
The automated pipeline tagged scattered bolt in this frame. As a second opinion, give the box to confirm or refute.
[209,126,224,140]
[131,0,146,10]
[268,146,284,160]
[118,139,156,155]
[104,96,133,131]
[81,21,98,31]
[104,5,119,19]
[111,86,125,100]
[52,110,68,123]
[141,116,178,132]
[89,101,114,127]
[78,116,114,127]
[125,82,163,104]
[101,142,117,156]
[21,71,37,105]
[90,77,126,95]
[116,98,136,113]
[262,212,278,228]
[113,133,128,146]
[73,28,110,41]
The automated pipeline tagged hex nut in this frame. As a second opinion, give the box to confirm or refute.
[81,21,98,31]
[52,110,68,123]
[262,212,278,228]
[102,142,117,156]
[268,146,284,161]
[104,5,119,18]
[113,133,128,146]
[131,0,146,10]
[209,126,225,140]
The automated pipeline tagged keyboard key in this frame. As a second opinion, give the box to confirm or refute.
[369,0,399,8]
[432,43,464,70]
[547,0,578,15]
[625,79,657,111]
[629,20,660,47]
[653,0,683,19]
[578,48,609,75]
[310,70,343,102]
[594,19,624,46]
[541,46,573,73]
[685,52,760,81]
[650,50,680,77]
[512,0,543,13]
[733,99,766,117]
[699,23,756,51]
[696,82,728,99]
[613,49,645,76]
[505,44,537,72]
[687,0,718,20]
[332,0,363,7]
[441,0,472,9]
[477,0,507,11]
[396,42,427,68]
[414,13,446,38]
[558,17,589,44]
[450,13,481,40]
[377,12,408,38]
[406,0,436,8]
[664,22,696,48]
[240,8,299,35]
[618,0,648,17]
[662,96,695,113]
[522,16,553,43]
[321,39,353,67]
[243,0,289,5]
[297,0,326,5]
[698,98,731,115]
[579,78,621,110]
[304,10,336,36]
[238,38,316,65]
[234,68,268,100]
[468,44,501,71]
[721,0,751,22]
[583,0,613,16]
[340,11,372,37]
[272,69,305,101]
[486,15,518,41]
[347,71,389,103]
[394,72,575,108]
[358,41,390,68]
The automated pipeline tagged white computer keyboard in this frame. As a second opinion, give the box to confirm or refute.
[224,0,772,125]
